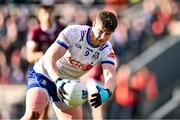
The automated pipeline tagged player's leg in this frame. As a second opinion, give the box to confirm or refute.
[21,87,49,120]
[86,79,104,120]
[91,105,103,120]
[52,102,83,120]
[38,103,49,120]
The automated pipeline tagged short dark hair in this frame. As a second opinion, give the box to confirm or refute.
[97,11,118,32]
[39,5,54,12]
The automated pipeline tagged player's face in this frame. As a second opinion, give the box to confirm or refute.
[92,20,113,46]
[38,8,53,23]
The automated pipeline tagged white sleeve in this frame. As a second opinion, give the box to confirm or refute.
[55,25,80,49]
[101,46,117,67]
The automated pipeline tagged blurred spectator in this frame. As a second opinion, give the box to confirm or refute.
[110,15,147,65]
[7,48,27,119]
[110,16,130,65]
[0,49,10,84]
[107,64,158,119]
[0,10,6,39]
[15,6,29,48]
[74,7,92,26]
[88,7,101,22]
[0,15,17,59]
[168,0,180,36]
[151,1,173,37]
[139,0,158,48]
[103,4,119,16]
[0,6,30,72]
[60,4,76,25]
[26,14,39,33]
[26,5,66,64]
[127,16,146,59]
[10,49,25,84]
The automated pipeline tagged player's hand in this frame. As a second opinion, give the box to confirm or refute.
[56,78,70,101]
[90,85,112,108]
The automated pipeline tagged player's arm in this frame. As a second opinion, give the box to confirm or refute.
[43,34,67,82]
[42,33,73,102]
[26,29,44,64]
[90,63,116,108]
[90,47,117,108]
[26,40,44,64]
[102,63,116,92]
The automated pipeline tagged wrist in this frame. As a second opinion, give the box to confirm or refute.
[105,89,112,97]
[55,78,62,83]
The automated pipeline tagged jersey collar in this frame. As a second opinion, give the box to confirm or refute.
[86,27,100,48]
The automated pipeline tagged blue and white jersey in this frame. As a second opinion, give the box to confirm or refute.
[34,25,117,80]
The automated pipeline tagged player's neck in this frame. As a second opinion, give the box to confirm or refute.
[40,21,53,31]
[89,31,100,48]
[89,39,100,48]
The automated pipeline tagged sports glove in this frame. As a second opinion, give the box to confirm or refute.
[90,85,112,108]
[56,78,70,101]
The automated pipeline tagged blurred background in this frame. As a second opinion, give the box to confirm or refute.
[1,0,180,119]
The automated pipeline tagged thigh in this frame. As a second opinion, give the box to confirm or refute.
[52,102,83,120]
[25,87,49,114]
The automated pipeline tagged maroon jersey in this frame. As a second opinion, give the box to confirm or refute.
[27,22,66,53]
[85,63,103,82]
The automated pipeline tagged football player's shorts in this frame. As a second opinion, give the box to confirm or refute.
[26,66,81,110]
[27,66,60,102]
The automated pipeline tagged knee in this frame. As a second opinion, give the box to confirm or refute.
[22,111,40,119]
[21,111,40,120]
[31,111,40,119]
